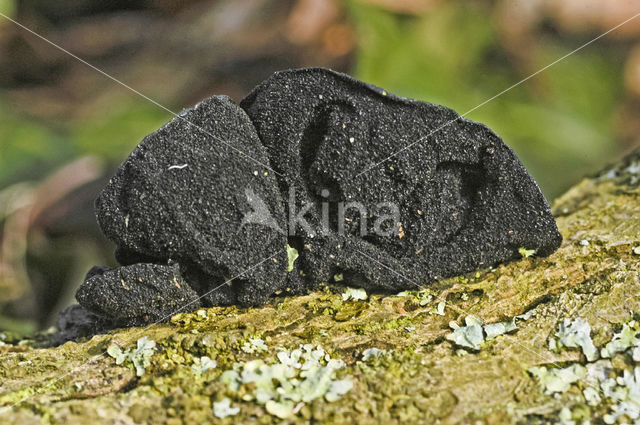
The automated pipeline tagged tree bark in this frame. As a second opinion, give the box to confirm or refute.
[1,148,639,425]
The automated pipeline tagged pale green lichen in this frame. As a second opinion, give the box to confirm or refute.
[191,356,217,374]
[213,398,240,418]
[361,347,388,361]
[550,317,598,361]
[601,320,640,359]
[447,315,484,351]
[528,364,586,395]
[583,386,601,406]
[601,367,640,424]
[528,315,640,423]
[286,244,299,272]
[218,344,352,419]
[397,289,432,306]
[418,294,433,307]
[265,400,300,419]
[107,336,156,376]
[430,301,446,316]
[518,247,536,258]
[342,287,367,301]
[583,361,640,424]
[325,379,353,402]
[484,319,518,341]
[556,407,576,425]
[241,338,268,354]
[447,310,536,350]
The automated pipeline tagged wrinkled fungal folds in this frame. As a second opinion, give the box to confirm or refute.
[72,68,562,328]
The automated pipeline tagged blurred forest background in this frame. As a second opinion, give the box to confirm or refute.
[1,0,639,335]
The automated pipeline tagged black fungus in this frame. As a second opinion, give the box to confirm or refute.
[69,68,561,331]
[241,68,562,290]
[76,262,201,325]
[94,95,289,312]
[52,304,105,345]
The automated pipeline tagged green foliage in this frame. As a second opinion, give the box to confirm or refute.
[0,102,71,187]
[0,0,16,18]
[0,315,36,337]
[347,1,624,199]
[0,99,168,188]
[1,2,626,201]
[71,101,169,160]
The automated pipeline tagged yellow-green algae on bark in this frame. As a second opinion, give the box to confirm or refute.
[1,150,639,425]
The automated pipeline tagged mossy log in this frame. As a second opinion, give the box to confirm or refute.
[1,150,639,425]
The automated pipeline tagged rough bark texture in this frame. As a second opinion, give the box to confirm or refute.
[0,149,639,424]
